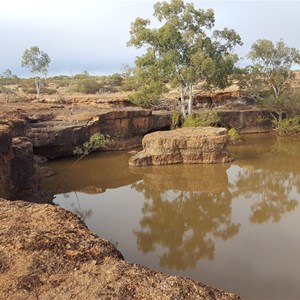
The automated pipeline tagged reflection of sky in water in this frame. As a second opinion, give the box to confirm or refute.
[46,134,300,300]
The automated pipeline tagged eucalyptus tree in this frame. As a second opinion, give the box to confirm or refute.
[21,46,51,97]
[247,39,300,99]
[128,0,242,117]
[246,39,300,123]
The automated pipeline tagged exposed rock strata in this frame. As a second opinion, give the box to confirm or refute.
[0,198,240,300]
[1,102,274,159]
[217,107,273,133]
[28,109,171,158]
[129,127,232,167]
[0,123,37,199]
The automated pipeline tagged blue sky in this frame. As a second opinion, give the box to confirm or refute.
[1,0,300,77]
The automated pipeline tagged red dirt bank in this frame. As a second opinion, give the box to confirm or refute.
[0,199,240,300]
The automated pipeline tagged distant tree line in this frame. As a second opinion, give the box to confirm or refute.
[2,0,300,135]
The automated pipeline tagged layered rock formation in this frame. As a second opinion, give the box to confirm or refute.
[0,123,37,199]
[0,198,240,300]
[129,127,232,167]
[217,107,273,133]
[28,109,171,158]
[1,102,274,160]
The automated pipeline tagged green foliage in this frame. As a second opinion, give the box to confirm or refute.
[182,109,220,127]
[0,69,19,84]
[55,133,111,194]
[257,89,300,122]
[246,39,300,98]
[73,133,111,156]
[171,110,181,129]
[273,117,300,136]
[22,87,37,94]
[68,78,100,94]
[120,75,142,92]
[128,0,242,116]
[0,69,19,102]
[21,46,51,96]
[228,128,241,144]
[119,64,141,91]
[109,73,124,86]
[21,46,50,75]
[128,80,166,107]
[256,115,269,124]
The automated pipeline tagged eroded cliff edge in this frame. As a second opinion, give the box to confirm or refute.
[0,121,37,199]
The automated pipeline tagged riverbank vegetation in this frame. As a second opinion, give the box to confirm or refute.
[1,0,300,135]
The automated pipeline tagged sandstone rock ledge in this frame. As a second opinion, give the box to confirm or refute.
[0,199,240,300]
[129,127,233,167]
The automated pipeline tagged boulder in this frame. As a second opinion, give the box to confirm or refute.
[0,198,240,300]
[129,127,232,167]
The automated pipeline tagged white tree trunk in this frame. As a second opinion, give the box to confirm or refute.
[35,78,40,98]
[180,85,187,119]
[188,84,193,115]
[272,85,280,98]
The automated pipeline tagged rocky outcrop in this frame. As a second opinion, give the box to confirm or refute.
[0,198,240,300]
[217,107,273,133]
[129,127,232,167]
[28,109,171,158]
[0,123,37,199]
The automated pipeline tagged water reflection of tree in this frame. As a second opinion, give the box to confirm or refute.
[230,168,298,223]
[132,181,240,270]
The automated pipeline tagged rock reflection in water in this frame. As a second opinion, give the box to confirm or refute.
[131,164,240,270]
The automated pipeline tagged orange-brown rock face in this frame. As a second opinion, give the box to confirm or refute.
[129,127,233,167]
[29,109,171,158]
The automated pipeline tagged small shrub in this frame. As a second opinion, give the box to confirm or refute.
[55,133,112,193]
[182,110,220,127]
[68,78,99,94]
[23,87,37,94]
[120,76,142,92]
[73,133,112,156]
[228,128,241,144]
[256,115,269,123]
[273,117,300,136]
[128,81,166,108]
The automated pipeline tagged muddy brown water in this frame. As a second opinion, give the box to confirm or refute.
[41,133,300,300]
